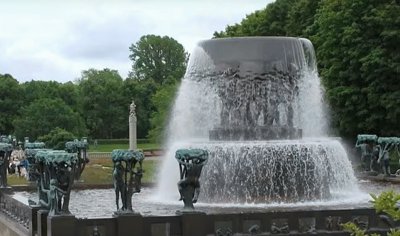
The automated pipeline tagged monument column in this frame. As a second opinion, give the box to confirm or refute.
[129,101,137,150]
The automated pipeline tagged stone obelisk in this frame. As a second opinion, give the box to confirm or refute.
[129,101,137,150]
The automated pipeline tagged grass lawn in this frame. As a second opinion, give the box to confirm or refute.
[8,158,159,186]
[89,143,161,152]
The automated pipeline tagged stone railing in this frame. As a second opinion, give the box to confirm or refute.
[0,190,31,231]
[88,149,163,159]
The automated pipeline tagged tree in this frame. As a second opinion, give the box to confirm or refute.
[21,80,82,113]
[0,74,22,134]
[310,0,400,137]
[148,78,179,142]
[13,98,86,140]
[129,35,188,85]
[78,68,126,138]
[38,127,76,150]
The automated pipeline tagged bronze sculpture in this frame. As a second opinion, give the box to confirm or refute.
[111,149,144,213]
[175,149,208,211]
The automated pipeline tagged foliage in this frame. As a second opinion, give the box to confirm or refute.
[371,191,400,221]
[343,191,400,236]
[37,127,76,150]
[310,0,400,138]
[21,80,81,113]
[13,98,86,140]
[127,35,188,140]
[78,68,127,139]
[148,79,179,143]
[0,74,22,134]
[129,34,188,85]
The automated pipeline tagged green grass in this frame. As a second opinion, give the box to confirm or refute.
[8,159,159,186]
[89,143,161,152]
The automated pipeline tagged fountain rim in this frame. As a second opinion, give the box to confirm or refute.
[197,36,306,45]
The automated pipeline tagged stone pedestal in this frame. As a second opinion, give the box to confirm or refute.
[115,213,143,236]
[29,206,41,236]
[37,210,48,236]
[180,212,208,236]
[47,214,76,236]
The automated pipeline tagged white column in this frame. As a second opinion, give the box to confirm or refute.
[129,101,137,150]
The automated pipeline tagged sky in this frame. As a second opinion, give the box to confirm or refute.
[0,0,273,83]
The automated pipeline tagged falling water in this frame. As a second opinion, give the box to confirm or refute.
[155,37,359,203]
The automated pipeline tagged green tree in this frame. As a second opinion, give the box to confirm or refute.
[286,0,322,37]
[129,35,188,85]
[0,74,22,134]
[310,0,400,137]
[148,78,179,142]
[78,68,126,138]
[38,127,76,150]
[13,98,86,140]
[21,80,81,113]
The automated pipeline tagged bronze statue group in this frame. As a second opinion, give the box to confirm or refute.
[355,134,400,176]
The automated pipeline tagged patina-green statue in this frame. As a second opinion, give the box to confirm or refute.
[356,135,400,176]
[24,142,46,181]
[355,134,377,171]
[377,137,400,176]
[34,150,78,216]
[111,149,144,213]
[65,137,89,181]
[0,143,13,188]
[175,148,208,211]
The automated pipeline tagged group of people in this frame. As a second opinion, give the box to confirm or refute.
[355,140,393,176]
[8,148,28,178]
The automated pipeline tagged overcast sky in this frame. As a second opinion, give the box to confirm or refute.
[0,0,273,83]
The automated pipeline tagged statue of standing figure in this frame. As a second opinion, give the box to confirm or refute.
[0,143,12,188]
[34,150,78,216]
[175,149,208,211]
[355,134,377,172]
[111,149,144,214]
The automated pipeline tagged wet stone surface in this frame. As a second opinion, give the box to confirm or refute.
[12,179,400,218]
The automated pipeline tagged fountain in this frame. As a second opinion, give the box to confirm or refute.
[157,37,359,204]
[2,37,396,236]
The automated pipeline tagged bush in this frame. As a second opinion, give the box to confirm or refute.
[95,138,150,145]
[38,127,76,150]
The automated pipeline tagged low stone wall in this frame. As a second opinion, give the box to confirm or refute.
[45,207,389,236]
[0,190,392,236]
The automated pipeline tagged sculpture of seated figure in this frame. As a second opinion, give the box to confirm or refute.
[175,149,208,211]
[40,179,67,216]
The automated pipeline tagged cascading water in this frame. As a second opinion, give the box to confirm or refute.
[156,37,359,204]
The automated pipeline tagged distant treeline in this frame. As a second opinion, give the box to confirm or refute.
[0,35,187,142]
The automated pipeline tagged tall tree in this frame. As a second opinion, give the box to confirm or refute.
[21,80,81,113]
[13,98,86,140]
[310,0,400,137]
[78,68,127,138]
[0,74,22,134]
[129,35,188,84]
[148,78,179,142]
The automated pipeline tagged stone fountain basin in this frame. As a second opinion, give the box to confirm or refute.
[12,180,399,218]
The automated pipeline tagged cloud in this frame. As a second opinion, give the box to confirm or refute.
[0,0,272,82]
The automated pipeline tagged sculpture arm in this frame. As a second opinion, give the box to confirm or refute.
[355,140,360,148]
